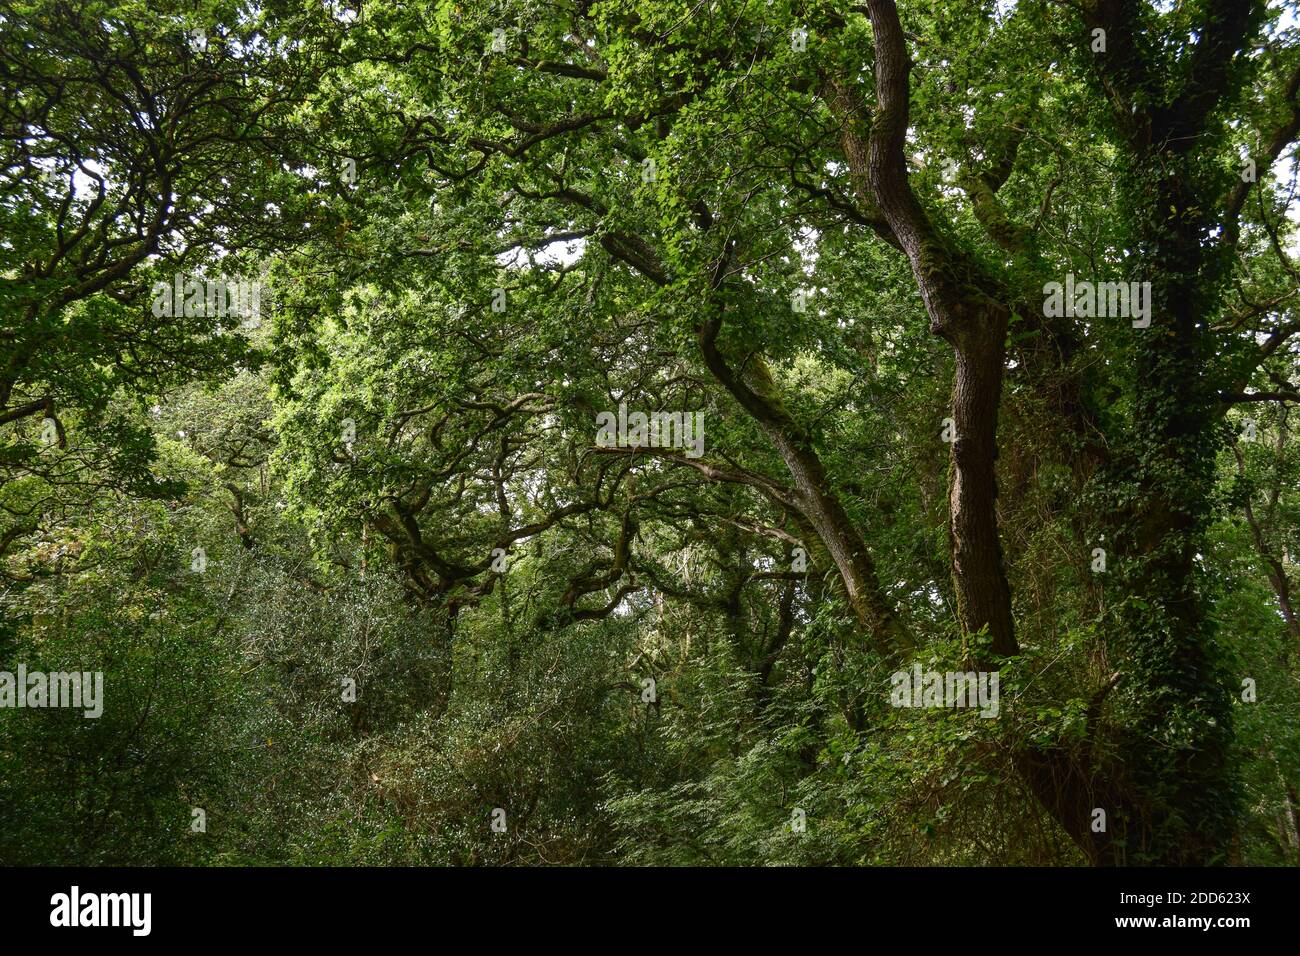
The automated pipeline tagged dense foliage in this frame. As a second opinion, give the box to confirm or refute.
[2,0,1299,866]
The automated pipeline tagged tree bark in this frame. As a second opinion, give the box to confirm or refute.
[851,0,1019,658]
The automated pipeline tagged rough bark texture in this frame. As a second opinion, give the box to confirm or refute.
[947,319,1016,658]
[855,0,1018,658]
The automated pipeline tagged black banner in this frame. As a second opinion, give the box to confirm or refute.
[0,866,1285,942]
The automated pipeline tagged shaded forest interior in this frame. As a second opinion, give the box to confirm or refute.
[2,0,1300,865]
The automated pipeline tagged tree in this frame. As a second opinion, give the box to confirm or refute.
[4,0,1299,867]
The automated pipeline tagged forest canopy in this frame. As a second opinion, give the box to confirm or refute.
[2,0,1299,867]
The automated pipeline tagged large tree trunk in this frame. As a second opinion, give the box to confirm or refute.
[946,310,1016,657]
[848,0,1247,865]
[854,0,1018,660]
[1095,167,1236,864]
